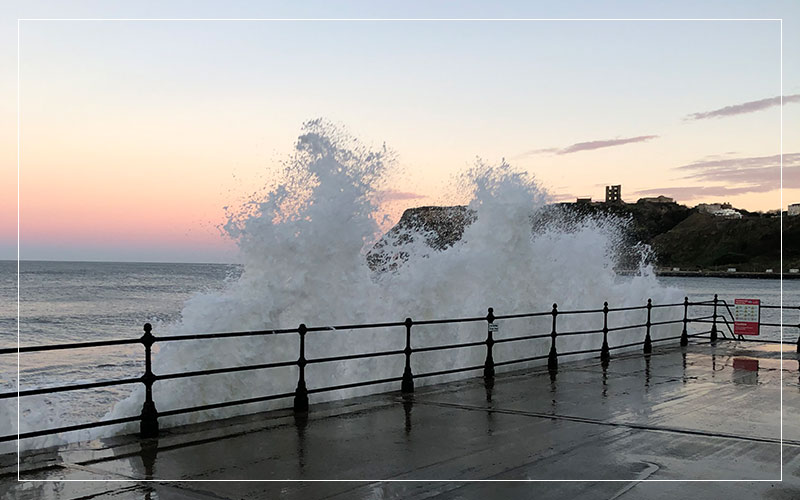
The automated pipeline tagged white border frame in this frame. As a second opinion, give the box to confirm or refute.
[15,17,785,485]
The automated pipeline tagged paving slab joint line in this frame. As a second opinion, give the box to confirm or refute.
[413,399,794,446]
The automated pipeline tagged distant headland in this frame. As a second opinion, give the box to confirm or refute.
[369,185,800,278]
[566,185,799,277]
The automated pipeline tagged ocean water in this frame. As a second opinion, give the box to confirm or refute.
[0,260,241,438]
[658,276,800,339]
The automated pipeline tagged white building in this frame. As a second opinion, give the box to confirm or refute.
[711,208,742,219]
[697,202,732,214]
[789,203,800,216]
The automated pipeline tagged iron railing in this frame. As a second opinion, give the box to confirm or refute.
[1,294,796,444]
[691,297,800,345]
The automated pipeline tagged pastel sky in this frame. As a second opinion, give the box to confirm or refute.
[1,1,799,263]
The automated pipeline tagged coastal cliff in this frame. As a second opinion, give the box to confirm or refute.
[367,201,800,273]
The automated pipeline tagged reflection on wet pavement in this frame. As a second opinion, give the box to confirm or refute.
[2,341,799,499]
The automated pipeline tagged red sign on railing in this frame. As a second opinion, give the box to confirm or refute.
[734,298,760,336]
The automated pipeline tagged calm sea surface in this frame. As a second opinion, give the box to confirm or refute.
[1,261,799,432]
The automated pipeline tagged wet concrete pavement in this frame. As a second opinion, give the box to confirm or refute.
[2,341,799,499]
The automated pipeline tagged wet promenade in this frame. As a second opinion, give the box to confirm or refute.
[2,341,799,499]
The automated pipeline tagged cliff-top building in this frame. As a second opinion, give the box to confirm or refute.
[605,185,622,203]
[789,203,800,216]
[696,202,732,214]
[638,195,674,204]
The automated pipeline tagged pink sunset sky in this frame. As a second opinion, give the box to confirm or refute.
[1,1,799,263]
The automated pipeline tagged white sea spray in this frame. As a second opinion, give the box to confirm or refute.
[4,120,683,451]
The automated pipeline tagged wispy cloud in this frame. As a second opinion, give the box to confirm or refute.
[518,147,560,157]
[685,94,800,120]
[557,135,658,155]
[519,135,658,157]
[634,153,800,201]
[678,153,800,186]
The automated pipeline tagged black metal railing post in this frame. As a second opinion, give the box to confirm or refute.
[796,305,800,353]
[710,294,719,343]
[402,317,414,393]
[600,302,610,362]
[139,323,159,438]
[484,308,496,381]
[548,303,558,372]
[680,296,689,346]
[294,324,309,412]
[643,299,653,354]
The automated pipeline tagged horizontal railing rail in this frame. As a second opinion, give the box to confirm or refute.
[1,294,797,444]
